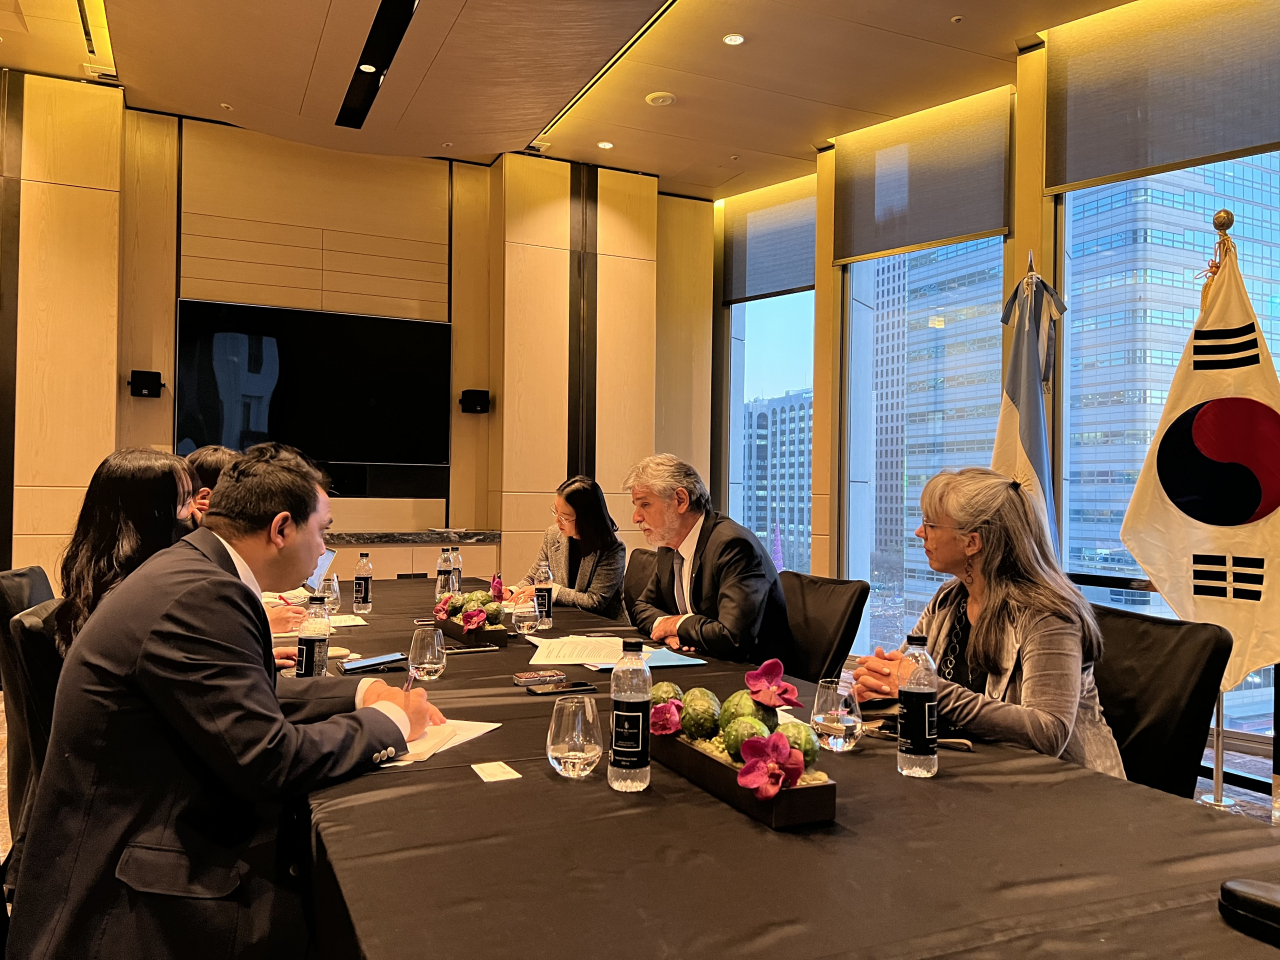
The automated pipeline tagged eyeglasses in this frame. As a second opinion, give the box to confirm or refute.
[550,507,576,524]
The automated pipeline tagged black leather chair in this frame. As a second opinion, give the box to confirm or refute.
[5,597,65,904]
[1091,604,1232,798]
[777,572,870,683]
[622,548,656,626]
[0,567,54,828]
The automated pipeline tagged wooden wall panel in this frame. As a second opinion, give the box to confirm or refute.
[13,486,84,536]
[323,250,447,283]
[184,234,323,269]
[183,212,321,248]
[328,546,415,582]
[319,291,446,321]
[655,195,714,478]
[181,278,323,311]
[328,498,446,533]
[11,535,70,587]
[21,76,122,192]
[181,122,448,244]
[411,544,500,578]
[502,154,570,250]
[597,169,658,261]
[450,162,491,530]
[118,110,178,451]
[15,180,119,486]
[596,254,656,493]
[501,242,569,494]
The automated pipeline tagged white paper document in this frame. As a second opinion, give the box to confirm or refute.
[584,647,706,670]
[385,719,501,767]
[528,636,640,665]
[328,615,368,628]
[472,761,521,782]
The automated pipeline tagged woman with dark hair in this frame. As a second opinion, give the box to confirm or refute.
[507,476,627,619]
[853,467,1125,777]
[55,449,198,654]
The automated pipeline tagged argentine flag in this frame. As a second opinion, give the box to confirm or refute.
[991,268,1064,553]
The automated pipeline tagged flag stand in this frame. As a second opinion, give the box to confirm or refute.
[1199,692,1237,811]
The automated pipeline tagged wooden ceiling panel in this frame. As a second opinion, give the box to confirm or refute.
[627,0,1015,118]
[570,59,885,161]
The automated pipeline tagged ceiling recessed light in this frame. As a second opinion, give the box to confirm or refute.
[359,63,377,73]
[950,15,963,23]
[597,141,614,150]
[730,155,740,161]
[645,91,677,107]
[220,103,233,111]
[722,33,744,45]
[442,142,453,148]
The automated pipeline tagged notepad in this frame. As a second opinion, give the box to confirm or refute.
[528,636,640,665]
[328,615,368,628]
[584,647,706,670]
[384,719,501,767]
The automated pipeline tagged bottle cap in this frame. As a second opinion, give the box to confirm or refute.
[906,634,927,646]
[308,595,326,605]
[359,552,369,558]
[442,547,450,553]
[622,639,643,653]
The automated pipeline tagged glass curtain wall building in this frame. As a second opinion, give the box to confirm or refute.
[846,237,1005,653]
[1064,148,1280,736]
[727,291,815,574]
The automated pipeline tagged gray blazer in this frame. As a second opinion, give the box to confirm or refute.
[518,525,627,621]
[912,579,1126,779]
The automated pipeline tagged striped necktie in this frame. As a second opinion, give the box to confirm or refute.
[673,552,690,615]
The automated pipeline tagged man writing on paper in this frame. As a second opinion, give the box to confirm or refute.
[626,454,790,662]
[9,444,444,960]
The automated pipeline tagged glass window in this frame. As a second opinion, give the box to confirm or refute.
[727,291,814,573]
[844,237,1005,653]
[1063,149,1280,737]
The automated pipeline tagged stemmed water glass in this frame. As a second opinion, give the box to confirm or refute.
[546,695,603,778]
[318,574,340,614]
[811,678,863,752]
[406,625,447,689]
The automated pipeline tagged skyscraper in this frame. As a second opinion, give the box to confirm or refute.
[740,387,814,572]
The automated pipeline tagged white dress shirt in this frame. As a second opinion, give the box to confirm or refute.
[673,512,705,629]
[212,533,410,738]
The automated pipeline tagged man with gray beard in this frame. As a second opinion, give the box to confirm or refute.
[624,454,790,663]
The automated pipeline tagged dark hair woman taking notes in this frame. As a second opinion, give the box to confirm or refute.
[507,475,627,620]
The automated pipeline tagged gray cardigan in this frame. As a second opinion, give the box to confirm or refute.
[911,579,1126,779]
[517,525,627,621]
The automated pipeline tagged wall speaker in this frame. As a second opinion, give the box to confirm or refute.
[128,370,165,398]
[459,389,490,414]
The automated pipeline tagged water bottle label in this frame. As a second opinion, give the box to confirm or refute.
[354,576,372,603]
[610,701,650,769]
[898,690,938,756]
[837,668,854,697]
[534,586,552,619]
[296,637,328,677]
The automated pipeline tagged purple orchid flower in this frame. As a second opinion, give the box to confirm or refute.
[433,596,452,621]
[736,732,805,799]
[744,658,804,709]
[461,608,487,632]
[491,573,503,598]
[651,699,683,735]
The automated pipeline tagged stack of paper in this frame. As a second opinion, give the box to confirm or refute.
[527,636,705,669]
[385,719,501,767]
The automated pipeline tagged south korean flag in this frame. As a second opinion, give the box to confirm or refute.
[1121,234,1280,692]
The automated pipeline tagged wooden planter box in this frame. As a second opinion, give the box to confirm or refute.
[650,733,836,830]
[438,616,509,648]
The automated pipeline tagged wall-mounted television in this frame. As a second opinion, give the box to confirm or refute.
[176,300,451,498]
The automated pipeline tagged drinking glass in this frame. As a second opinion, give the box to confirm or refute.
[811,678,862,752]
[319,574,340,615]
[407,625,447,685]
[512,601,539,636]
[546,695,603,778]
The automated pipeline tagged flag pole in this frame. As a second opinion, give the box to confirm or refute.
[1199,693,1237,811]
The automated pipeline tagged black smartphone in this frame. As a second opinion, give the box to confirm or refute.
[336,652,407,675]
[526,680,598,696]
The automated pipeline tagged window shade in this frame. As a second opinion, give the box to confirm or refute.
[722,175,816,305]
[1046,0,1280,192]
[833,86,1012,264]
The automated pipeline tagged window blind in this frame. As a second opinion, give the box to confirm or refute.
[1046,0,1280,192]
[833,87,1012,264]
[722,175,816,305]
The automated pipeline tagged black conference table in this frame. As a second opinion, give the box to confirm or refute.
[307,579,1280,959]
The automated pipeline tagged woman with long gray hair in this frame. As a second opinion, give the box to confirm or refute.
[854,467,1125,777]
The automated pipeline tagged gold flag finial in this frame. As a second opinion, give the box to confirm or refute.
[1200,209,1235,309]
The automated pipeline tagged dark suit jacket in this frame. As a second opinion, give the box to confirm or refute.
[7,527,407,960]
[631,512,791,662]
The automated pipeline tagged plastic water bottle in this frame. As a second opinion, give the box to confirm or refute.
[296,595,331,677]
[450,545,463,594]
[898,634,938,778]
[608,639,651,792]
[353,552,373,614]
[436,548,452,601]
[534,561,553,630]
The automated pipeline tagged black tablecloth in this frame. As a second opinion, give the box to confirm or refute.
[308,580,1280,959]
